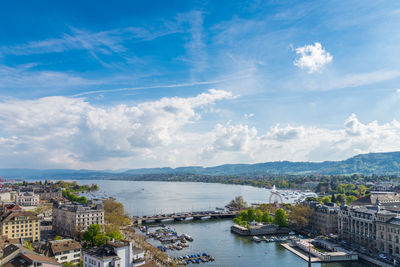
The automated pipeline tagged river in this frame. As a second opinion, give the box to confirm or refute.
[71,180,372,266]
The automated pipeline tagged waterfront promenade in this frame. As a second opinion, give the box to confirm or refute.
[132,210,239,224]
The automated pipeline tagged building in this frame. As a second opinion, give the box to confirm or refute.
[0,191,17,202]
[338,205,380,250]
[39,238,82,265]
[309,202,339,234]
[351,191,400,206]
[15,192,39,207]
[0,244,61,266]
[34,188,62,200]
[132,247,145,266]
[83,240,136,267]
[0,210,40,241]
[52,202,104,237]
[376,211,400,257]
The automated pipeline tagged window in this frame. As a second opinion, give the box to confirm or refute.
[60,256,67,260]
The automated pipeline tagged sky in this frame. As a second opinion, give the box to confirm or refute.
[1,0,400,169]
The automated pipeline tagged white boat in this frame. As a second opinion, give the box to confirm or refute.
[185,216,194,221]
[200,216,211,220]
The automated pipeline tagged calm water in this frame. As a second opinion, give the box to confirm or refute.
[71,180,372,267]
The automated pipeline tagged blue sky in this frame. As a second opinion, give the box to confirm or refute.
[1,0,400,169]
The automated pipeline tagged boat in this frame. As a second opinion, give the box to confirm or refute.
[185,216,194,221]
[200,216,211,220]
[253,236,261,242]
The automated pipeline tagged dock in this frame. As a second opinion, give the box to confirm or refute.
[281,243,321,263]
[132,210,238,224]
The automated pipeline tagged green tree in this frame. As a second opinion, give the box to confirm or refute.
[93,233,110,246]
[274,208,288,227]
[83,224,101,246]
[247,208,256,222]
[54,236,63,240]
[261,211,270,223]
[108,230,123,241]
[346,195,357,204]
[227,196,248,210]
[255,209,263,222]
[23,240,33,250]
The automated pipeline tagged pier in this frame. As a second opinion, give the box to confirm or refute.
[132,210,239,224]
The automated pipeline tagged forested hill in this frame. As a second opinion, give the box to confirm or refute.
[123,151,400,175]
[2,151,400,178]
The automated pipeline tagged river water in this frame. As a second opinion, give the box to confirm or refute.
[72,180,372,267]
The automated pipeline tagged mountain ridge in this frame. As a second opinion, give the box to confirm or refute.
[1,151,400,178]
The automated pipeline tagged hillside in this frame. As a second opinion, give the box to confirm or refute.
[2,151,400,179]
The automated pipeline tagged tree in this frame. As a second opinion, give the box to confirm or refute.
[288,204,313,229]
[255,209,263,222]
[274,208,288,227]
[93,233,110,246]
[261,211,270,223]
[331,193,336,203]
[227,196,248,210]
[108,230,123,241]
[83,224,101,246]
[54,236,62,240]
[346,195,357,204]
[247,209,256,222]
[23,240,33,250]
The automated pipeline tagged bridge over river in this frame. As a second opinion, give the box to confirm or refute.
[132,210,239,224]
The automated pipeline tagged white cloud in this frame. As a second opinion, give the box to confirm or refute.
[244,113,254,119]
[0,89,233,168]
[1,90,400,169]
[293,42,332,73]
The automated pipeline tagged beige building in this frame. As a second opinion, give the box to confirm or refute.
[52,203,104,237]
[0,210,40,241]
[338,205,378,250]
[376,211,400,256]
[309,202,339,234]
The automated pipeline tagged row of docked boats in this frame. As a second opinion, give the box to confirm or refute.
[175,253,215,265]
[157,242,189,251]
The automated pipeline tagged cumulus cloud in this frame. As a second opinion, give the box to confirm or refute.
[293,42,332,73]
[200,114,400,164]
[0,89,233,168]
[1,92,400,169]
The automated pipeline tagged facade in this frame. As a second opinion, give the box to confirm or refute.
[376,212,400,257]
[0,191,17,202]
[35,188,62,200]
[132,247,146,266]
[0,210,40,241]
[83,240,135,267]
[15,192,39,207]
[338,205,379,250]
[309,202,339,234]
[52,202,104,237]
[39,238,82,265]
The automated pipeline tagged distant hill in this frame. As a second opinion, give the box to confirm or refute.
[2,151,400,179]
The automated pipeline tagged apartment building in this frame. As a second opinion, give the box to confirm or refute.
[376,211,400,257]
[338,205,379,250]
[15,191,39,207]
[0,210,40,241]
[35,188,62,200]
[39,238,82,264]
[309,202,339,234]
[83,240,139,267]
[52,202,104,237]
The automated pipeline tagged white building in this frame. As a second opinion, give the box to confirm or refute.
[39,238,82,265]
[132,247,145,266]
[15,191,39,206]
[83,240,143,267]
